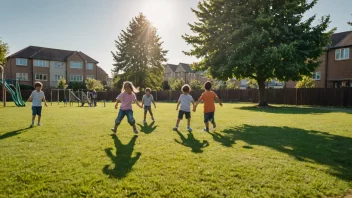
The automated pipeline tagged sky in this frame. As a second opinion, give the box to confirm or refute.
[0,0,351,77]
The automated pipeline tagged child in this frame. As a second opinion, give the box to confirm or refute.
[194,81,223,132]
[111,81,143,136]
[27,81,48,127]
[63,97,67,106]
[142,88,156,123]
[173,84,195,132]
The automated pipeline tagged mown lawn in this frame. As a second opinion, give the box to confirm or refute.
[0,102,351,197]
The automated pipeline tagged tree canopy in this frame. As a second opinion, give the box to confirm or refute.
[183,0,332,106]
[112,13,168,91]
[0,39,9,66]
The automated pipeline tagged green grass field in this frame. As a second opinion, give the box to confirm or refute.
[0,102,351,197]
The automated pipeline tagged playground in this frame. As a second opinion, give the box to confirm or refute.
[0,102,351,197]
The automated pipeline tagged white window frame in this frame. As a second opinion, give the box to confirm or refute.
[35,74,48,81]
[34,59,49,67]
[312,72,321,81]
[54,75,64,81]
[335,48,350,60]
[16,58,27,66]
[54,61,63,68]
[70,75,83,82]
[16,73,28,81]
[70,61,83,69]
[86,75,95,79]
[86,63,94,70]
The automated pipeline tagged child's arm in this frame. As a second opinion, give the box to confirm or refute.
[152,100,156,108]
[176,101,181,110]
[194,94,203,109]
[141,97,145,107]
[134,99,143,108]
[43,96,48,107]
[215,96,223,106]
[27,96,32,102]
[115,99,120,109]
[191,101,196,112]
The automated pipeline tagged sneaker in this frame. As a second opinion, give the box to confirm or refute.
[212,123,217,130]
[134,129,139,135]
[173,127,178,131]
[30,123,34,127]
[187,127,192,132]
[38,123,42,126]
[111,128,117,134]
[203,128,209,132]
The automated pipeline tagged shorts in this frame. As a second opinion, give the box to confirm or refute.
[204,112,215,123]
[32,106,42,116]
[178,110,191,120]
[144,105,152,114]
[115,109,135,126]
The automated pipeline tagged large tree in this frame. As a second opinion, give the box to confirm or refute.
[112,13,167,91]
[0,38,9,66]
[183,0,332,106]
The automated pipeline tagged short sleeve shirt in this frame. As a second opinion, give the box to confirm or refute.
[199,91,217,113]
[178,94,194,112]
[30,90,45,107]
[143,94,154,106]
[117,92,136,110]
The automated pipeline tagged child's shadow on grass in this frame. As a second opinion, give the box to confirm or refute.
[0,127,31,140]
[174,131,209,153]
[103,135,141,179]
[207,131,235,147]
[137,122,158,134]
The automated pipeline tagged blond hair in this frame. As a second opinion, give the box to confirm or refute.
[122,81,139,93]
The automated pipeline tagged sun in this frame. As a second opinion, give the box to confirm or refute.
[140,0,177,27]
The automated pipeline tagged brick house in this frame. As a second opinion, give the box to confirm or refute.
[164,63,208,84]
[286,31,352,88]
[4,46,108,88]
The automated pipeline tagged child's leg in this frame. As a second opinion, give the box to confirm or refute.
[126,110,137,132]
[175,119,181,127]
[143,107,147,121]
[148,108,154,119]
[38,116,41,124]
[32,115,36,124]
[187,118,191,127]
[113,110,125,131]
[205,121,209,130]
[37,107,42,124]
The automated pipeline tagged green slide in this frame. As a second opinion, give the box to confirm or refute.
[0,81,26,107]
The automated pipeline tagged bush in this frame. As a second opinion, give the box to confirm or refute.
[57,78,67,89]
[296,76,315,88]
[190,80,203,90]
[226,80,238,90]
[68,82,85,90]
[168,77,185,91]
[85,78,104,91]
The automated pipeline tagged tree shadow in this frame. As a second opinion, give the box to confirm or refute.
[174,131,209,153]
[103,135,141,179]
[236,106,352,115]
[222,124,352,181]
[207,131,235,147]
[0,127,31,140]
[137,122,158,134]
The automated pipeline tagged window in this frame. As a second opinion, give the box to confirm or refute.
[55,61,63,68]
[54,75,64,81]
[16,73,28,81]
[34,59,49,67]
[86,75,95,79]
[335,48,350,60]
[86,63,94,70]
[70,61,83,69]
[35,74,48,81]
[70,75,83,81]
[312,72,321,80]
[16,58,27,66]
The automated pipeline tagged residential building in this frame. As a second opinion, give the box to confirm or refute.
[164,63,208,84]
[286,31,352,88]
[4,46,108,88]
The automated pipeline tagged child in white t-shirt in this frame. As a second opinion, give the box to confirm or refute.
[173,84,195,132]
[27,81,48,127]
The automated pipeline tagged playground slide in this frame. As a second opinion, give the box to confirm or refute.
[69,90,81,102]
[0,81,25,107]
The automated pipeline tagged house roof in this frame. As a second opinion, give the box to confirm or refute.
[7,46,99,63]
[179,63,194,73]
[165,64,178,72]
[330,31,352,47]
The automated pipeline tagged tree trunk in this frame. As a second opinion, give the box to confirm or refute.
[258,79,268,107]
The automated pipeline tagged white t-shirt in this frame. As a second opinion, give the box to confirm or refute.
[142,94,154,106]
[178,94,194,112]
[30,90,45,107]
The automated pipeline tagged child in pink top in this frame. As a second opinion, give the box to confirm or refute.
[111,81,142,136]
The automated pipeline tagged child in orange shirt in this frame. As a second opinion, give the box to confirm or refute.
[194,81,223,132]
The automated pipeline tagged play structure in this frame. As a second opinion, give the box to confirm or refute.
[50,89,82,106]
[0,65,25,107]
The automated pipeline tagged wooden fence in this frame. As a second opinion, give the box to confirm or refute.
[1,88,352,107]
